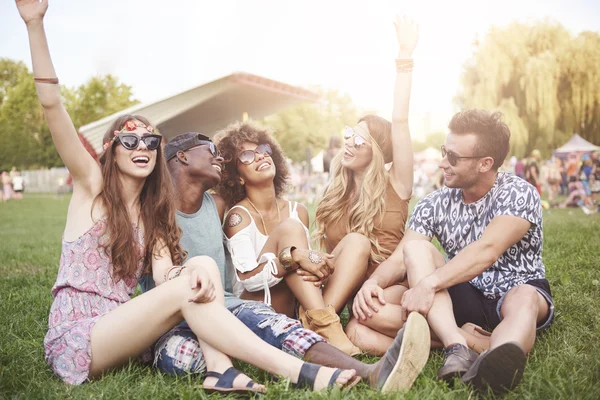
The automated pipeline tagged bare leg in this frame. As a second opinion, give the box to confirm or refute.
[403,241,466,347]
[323,233,372,312]
[258,218,327,311]
[491,284,549,353]
[346,286,407,355]
[89,256,356,389]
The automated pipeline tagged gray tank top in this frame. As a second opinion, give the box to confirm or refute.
[139,192,243,308]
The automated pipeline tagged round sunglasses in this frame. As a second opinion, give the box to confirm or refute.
[117,133,162,151]
[440,145,486,166]
[238,143,272,165]
[343,126,369,149]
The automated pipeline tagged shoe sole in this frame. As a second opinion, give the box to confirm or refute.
[381,312,431,392]
[463,342,526,394]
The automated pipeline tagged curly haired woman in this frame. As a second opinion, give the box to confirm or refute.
[215,122,360,355]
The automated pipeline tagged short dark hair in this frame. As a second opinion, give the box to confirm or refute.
[448,109,510,170]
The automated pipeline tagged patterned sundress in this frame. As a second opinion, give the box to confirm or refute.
[44,218,145,385]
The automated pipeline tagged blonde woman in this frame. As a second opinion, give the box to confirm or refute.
[311,17,417,355]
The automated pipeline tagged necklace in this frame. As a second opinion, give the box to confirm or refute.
[247,197,281,235]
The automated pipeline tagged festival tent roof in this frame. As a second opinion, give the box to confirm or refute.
[553,134,599,154]
[79,72,319,154]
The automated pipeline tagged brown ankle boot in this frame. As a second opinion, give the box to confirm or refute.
[460,323,491,354]
[305,305,361,356]
[298,305,310,329]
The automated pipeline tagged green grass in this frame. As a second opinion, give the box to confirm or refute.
[1,196,600,399]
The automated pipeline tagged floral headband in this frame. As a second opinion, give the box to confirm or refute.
[103,120,157,151]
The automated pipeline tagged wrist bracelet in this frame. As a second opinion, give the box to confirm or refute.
[395,58,414,73]
[164,266,185,282]
[278,246,299,271]
[170,266,186,280]
[34,77,59,84]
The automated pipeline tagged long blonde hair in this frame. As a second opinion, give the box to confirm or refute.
[313,118,390,265]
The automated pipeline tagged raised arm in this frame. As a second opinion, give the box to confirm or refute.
[389,15,419,199]
[16,0,101,192]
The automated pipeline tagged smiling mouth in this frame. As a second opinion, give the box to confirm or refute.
[212,164,222,173]
[257,162,271,171]
[132,156,149,165]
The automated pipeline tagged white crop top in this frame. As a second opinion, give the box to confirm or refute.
[223,201,310,305]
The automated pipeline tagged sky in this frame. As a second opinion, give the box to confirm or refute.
[1,0,598,140]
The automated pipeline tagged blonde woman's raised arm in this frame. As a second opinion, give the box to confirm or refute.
[389,15,418,199]
[16,0,101,191]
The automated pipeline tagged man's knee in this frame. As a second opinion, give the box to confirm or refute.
[501,284,541,317]
[403,240,439,267]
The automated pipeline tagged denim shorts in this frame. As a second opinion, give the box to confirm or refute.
[448,279,555,331]
[153,301,324,376]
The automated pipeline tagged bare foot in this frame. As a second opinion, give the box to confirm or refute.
[313,367,358,391]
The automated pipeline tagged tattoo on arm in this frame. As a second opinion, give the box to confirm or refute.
[228,213,242,228]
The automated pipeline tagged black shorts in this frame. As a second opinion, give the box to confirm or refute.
[447,279,554,331]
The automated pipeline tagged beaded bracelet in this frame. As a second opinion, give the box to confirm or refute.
[164,266,183,282]
[395,58,414,73]
[170,266,186,280]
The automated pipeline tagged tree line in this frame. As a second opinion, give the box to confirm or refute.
[0,58,139,170]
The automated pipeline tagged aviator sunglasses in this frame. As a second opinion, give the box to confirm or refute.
[343,126,369,149]
[238,143,273,165]
[441,145,486,166]
[117,133,162,151]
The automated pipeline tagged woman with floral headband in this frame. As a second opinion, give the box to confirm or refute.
[215,122,360,355]
[311,16,418,355]
[18,0,359,392]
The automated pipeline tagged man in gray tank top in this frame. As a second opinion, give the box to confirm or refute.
[138,132,430,392]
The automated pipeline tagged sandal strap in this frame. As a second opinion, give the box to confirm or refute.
[205,367,246,389]
[328,369,342,387]
[297,362,320,389]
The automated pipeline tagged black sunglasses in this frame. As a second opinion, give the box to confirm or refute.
[238,143,272,165]
[441,145,485,166]
[194,140,222,158]
[117,133,162,151]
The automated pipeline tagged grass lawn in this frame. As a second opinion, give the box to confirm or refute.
[1,195,599,399]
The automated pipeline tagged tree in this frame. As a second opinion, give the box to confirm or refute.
[264,88,360,163]
[0,58,139,170]
[457,21,600,158]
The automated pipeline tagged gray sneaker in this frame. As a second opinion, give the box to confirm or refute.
[461,342,526,394]
[437,343,479,382]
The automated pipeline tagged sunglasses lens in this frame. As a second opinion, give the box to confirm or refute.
[120,135,139,149]
[144,135,161,150]
[343,127,354,140]
[239,150,254,164]
[256,144,272,156]
[354,136,365,147]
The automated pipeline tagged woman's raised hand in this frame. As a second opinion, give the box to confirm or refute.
[394,15,419,57]
[15,0,48,25]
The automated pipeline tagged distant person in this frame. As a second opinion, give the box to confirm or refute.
[323,135,343,174]
[12,170,24,200]
[2,171,13,201]
[524,150,542,194]
[514,158,525,179]
[546,159,561,201]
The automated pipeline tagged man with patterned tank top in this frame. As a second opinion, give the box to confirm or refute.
[354,109,554,394]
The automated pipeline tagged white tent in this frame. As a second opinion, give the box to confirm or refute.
[553,134,599,155]
[79,72,319,154]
